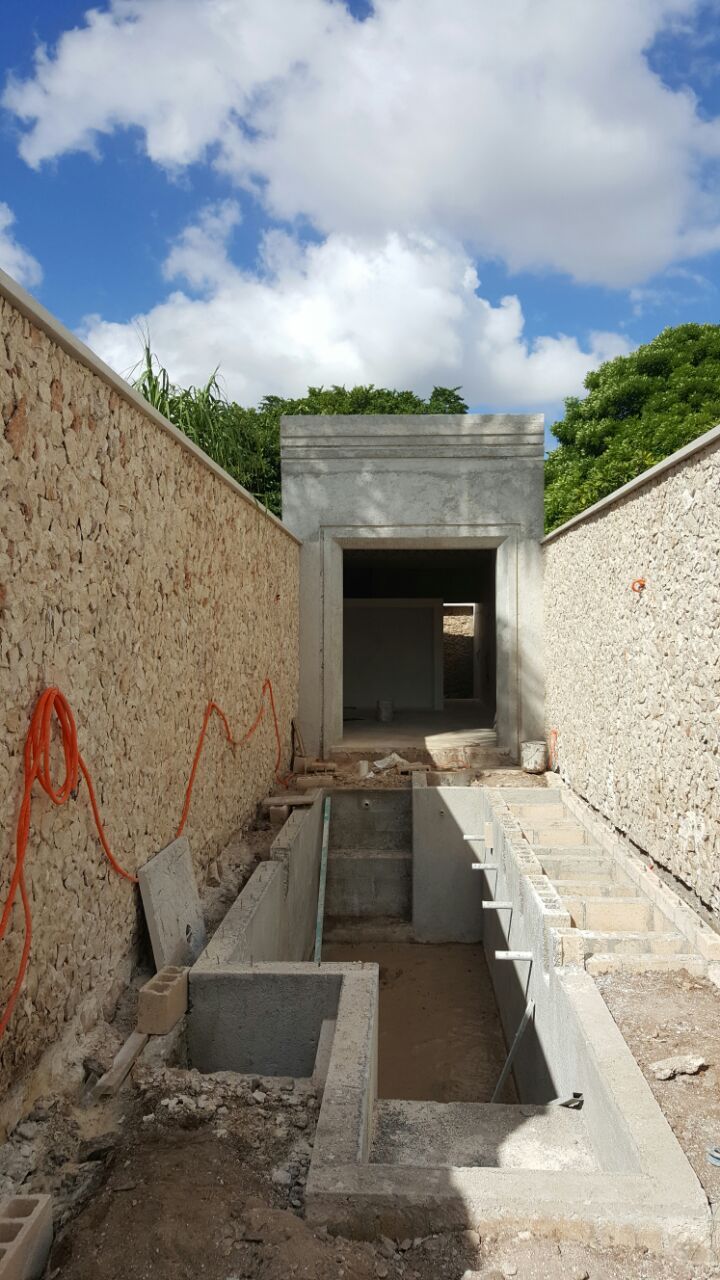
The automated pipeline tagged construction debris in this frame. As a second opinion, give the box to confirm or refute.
[294,757,338,775]
[259,793,320,811]
[373,752,410,772]
[650,1055,706,1081]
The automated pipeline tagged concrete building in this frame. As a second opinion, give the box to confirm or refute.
[281,413,545,758]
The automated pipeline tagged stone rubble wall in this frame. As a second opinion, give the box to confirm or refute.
[0,289,300,1100]
[544,434,720,916]
[442,612,474,698]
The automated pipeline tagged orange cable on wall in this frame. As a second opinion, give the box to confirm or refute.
[0,678,288,1042]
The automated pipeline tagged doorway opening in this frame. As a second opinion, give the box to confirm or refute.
[341,548,496,748]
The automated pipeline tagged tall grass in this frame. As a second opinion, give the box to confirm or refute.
[133,343,468,518]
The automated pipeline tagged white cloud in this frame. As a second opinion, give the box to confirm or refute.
[81,202,629,408]
[4,0,720,286]
[0,203,42,287]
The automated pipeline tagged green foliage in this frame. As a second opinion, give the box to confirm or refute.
[545,324,720,531]
[133,344,467,515]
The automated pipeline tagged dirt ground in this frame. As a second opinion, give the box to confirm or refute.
[35,1056,720,1280]
[596,968,720,1218]
[322,941,514,1102]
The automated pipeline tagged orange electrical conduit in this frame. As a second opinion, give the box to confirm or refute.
[0,679,287,1042]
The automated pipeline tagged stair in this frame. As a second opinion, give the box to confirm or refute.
[371,1099,597,1171]
[506,797,699,975]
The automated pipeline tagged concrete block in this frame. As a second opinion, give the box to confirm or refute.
[269,804,290,826]
[0,1195,52,1280]
[136,966,188,1035]
[295,774,337,791]
[137,836,207,969]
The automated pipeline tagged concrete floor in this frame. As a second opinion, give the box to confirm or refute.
[339,699,496,752]
[321,941,513,1103]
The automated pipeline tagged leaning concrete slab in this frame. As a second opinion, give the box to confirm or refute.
[138,836,207,969]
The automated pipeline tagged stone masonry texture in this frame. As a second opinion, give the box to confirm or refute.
[0,292,299,1097]
[544,435,720,916]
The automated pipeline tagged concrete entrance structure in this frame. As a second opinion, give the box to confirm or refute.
[280,414,545,757]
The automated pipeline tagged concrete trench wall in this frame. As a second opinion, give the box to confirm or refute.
[182,782,710,1253]
[0,270,300,1108]
[194,798,324,967]
[305,785,710,1252]
[543,426,720,917]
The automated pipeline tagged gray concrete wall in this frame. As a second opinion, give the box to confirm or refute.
[189,964,344,1076]
[329,790,412,852]
[280,415,545,756]
[412,786,485,942]
[344,600,442,710]
[195,796,323,966]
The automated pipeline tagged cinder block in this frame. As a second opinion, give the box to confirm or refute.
[0,1195,53,1280]
[269,804,290,827]
[136,966,188,1035]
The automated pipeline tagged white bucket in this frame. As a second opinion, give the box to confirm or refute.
[520,740,548,774]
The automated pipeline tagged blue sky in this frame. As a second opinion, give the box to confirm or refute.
[2,0,720,446]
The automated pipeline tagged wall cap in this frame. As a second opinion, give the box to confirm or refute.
[542,421,720,544]
[0,267,300,545]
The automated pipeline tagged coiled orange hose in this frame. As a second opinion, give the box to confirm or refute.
[1,679,287,1042]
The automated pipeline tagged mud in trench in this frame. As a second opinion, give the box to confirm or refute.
[322,942,513,1102]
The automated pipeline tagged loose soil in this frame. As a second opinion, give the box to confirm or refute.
[322,941,513,1102]
[596,968,720,1216]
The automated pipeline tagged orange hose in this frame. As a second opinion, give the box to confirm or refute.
[1,679,287,1042]
[176,678,287,838]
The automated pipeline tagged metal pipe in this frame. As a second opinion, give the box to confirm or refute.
[491,1000,535,1103]
[314,796,332,963]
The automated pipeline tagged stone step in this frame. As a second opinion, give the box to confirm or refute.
[537,852,616,881]
[578,930,687,957]
[371,1099,597,1171]
[552,879,638,899]
[560,897,670,933]
[326,849,412,919]
[522,823,592,846]
[495,789,564,806]
[587,952,706,978]
[508,803,567,825]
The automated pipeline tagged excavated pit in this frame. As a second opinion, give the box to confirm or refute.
[185,784,713,1258]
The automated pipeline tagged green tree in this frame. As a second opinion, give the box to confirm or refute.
[545,324,720,531]
[133,345,467,516]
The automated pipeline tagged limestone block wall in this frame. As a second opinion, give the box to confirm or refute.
[0,277,300,1100]
[544,429,720,916]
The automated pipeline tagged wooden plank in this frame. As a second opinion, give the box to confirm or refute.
[93,1031,149,1098]
[260,791,319,811]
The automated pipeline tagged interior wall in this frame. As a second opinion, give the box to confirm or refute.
[344,601,442,710]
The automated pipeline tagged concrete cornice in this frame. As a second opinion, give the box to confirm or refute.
[281,413,544,462]
[543,421,720,544]
[0,268,301,545]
